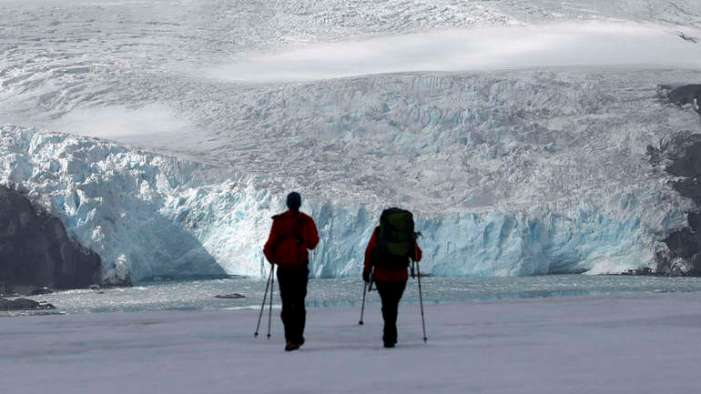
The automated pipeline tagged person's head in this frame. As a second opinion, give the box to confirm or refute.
[286,192,302,211]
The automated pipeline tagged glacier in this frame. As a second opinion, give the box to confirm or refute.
[2,0,701,282]
[0,120,694,282]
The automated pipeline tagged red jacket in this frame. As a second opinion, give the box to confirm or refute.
[364,228,422,282]
[263,210,319,268]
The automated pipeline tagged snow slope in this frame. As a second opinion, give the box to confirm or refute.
[205,22,701,82]
[1,1,701,281]
[2,293,701,394]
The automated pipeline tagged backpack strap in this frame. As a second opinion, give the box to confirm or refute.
[370,226,381,267]
[292,212,305,246]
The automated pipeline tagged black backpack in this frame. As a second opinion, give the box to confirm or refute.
[374,208,417,269]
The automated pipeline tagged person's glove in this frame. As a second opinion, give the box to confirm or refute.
[362,269,371,283]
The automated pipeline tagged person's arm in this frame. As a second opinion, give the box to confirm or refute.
[414,242,423,263]
[304,216,320,250]
[363,229,378,274]
[263,218,280,264]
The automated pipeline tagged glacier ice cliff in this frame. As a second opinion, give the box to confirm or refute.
[0,123,694,282]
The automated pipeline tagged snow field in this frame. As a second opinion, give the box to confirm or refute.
[2,293,701,394]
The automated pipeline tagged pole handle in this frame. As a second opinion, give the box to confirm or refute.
[367,267,375,292]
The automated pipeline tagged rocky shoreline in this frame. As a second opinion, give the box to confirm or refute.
[0,297,55,311]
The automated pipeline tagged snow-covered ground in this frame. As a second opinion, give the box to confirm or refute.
[2,293,701,394]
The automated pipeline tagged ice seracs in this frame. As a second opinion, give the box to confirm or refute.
[0,121,694,282]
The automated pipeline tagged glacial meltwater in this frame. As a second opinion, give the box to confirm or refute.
[7,275,701,316]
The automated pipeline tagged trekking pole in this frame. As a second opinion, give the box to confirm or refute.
[267,264,275,339]
[254,264,273,337]
[358,268,374,325]
[358,281,368,325]
[414,261,428,343]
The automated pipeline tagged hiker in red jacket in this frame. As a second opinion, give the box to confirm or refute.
[263,192,319,351]
[363,209,422,348]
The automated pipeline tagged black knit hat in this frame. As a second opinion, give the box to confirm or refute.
[286,192,302,211]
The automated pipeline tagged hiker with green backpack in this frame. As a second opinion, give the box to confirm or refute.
[363,208,423,348]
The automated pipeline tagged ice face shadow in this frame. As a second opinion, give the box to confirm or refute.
[119,209,229,282]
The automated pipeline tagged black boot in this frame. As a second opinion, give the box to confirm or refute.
[285,341,301,352]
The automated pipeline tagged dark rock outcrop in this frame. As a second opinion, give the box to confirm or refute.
[0,297,55,311]
[651,85,701,275]
[649,131,701,275]
[214,293,246,299]
[30,286,53,295]
[661,84,701,114]
[0,185,102,292]
[678,32,699,44]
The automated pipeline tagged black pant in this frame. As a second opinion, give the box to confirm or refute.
[276,267,309,344]
[375,280,407,345]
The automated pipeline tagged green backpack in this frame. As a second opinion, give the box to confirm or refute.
[375,208,417,269]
